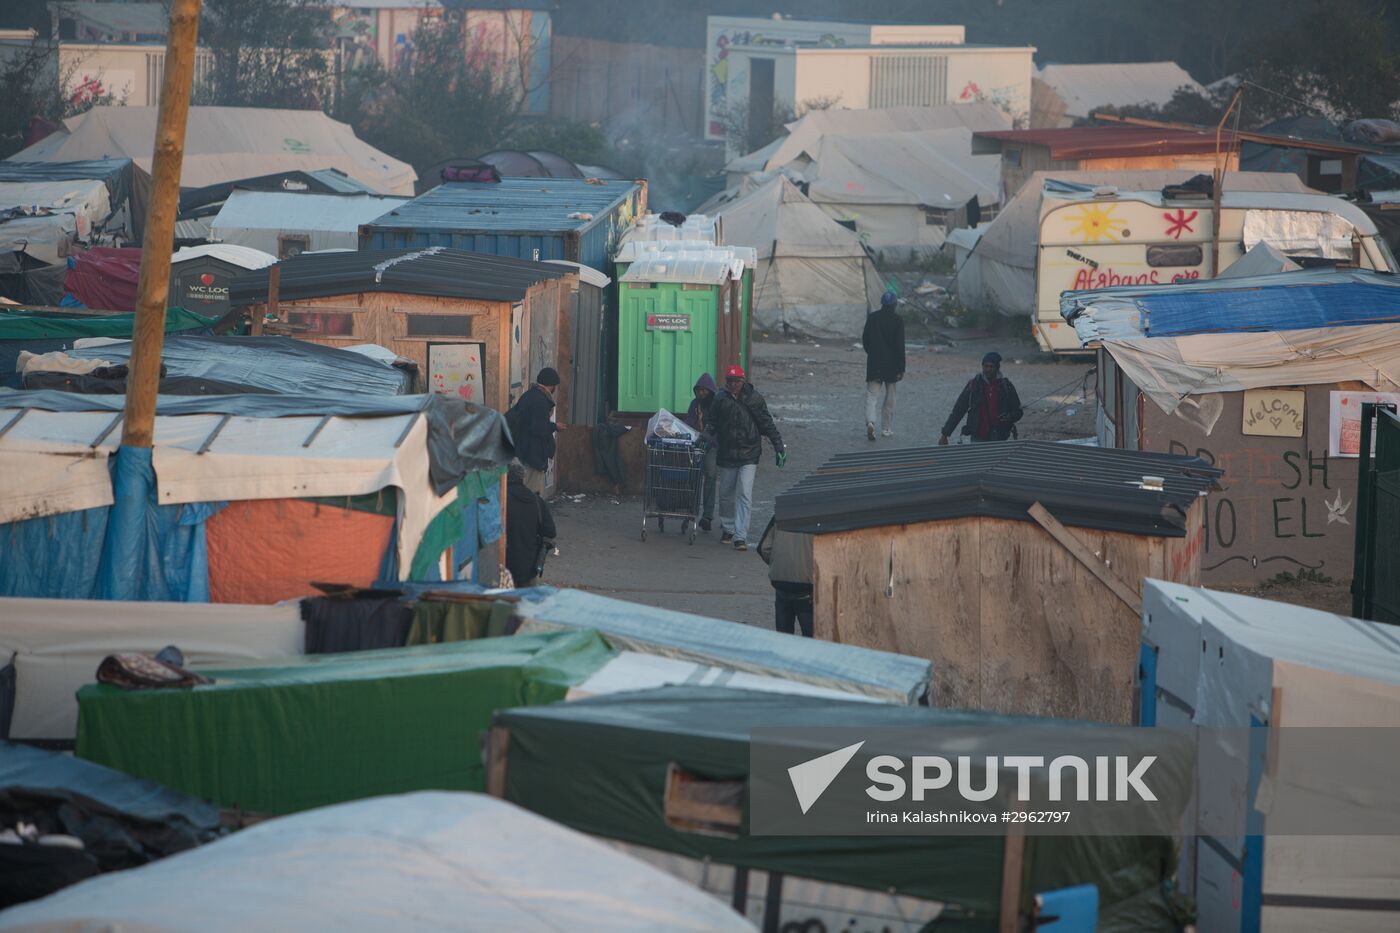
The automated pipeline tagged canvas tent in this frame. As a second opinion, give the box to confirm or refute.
[9,108,416,195]
[961,170,1315,317]
[0,792,755,933]
[713,176,882,339]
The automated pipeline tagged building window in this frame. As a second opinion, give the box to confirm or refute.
[1146,244,1203,267]
[406,314,473,337]
[286,311,354,336]
[1005,147,1022,167]
[278,234,310,259]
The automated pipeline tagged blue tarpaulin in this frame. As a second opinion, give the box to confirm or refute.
[1140,280,1400,336]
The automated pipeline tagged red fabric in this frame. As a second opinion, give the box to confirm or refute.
[206,499,394,605]
[976,378,1001,440]
[725,364,745,378]
[64,247,142,311]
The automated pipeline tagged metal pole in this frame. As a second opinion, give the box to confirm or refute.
[120,0,202,448]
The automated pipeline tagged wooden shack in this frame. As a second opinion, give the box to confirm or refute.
[774,442,1220,724]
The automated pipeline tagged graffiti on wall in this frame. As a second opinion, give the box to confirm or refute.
[1068,203,1128,243]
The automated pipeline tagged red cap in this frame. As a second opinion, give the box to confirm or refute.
[724,365,745,379]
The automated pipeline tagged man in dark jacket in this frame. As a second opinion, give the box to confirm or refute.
[938,351,1023,444]
[862,291,906,441]
[506,367,564,494]
[505,464,556,587]
[683,372,719,532]
[708,364,784,550]
[758,517,813,637]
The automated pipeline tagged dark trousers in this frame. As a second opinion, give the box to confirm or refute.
[701,444,718,521]
[774,590,813,638]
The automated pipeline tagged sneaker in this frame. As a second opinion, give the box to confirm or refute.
[734,539,748,551]
[881,429,893,437]
[866,422,876,441]
[720,532,734,544]
[699,518,712,532]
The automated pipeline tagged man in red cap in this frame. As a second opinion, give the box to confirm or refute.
[707,364,784,550]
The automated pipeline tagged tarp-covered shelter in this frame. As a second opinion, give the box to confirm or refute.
[76,630,613,814]
[8,107,416,195]
[1061,268,1400,585]
[0,599,303,743]
[489,686,1193,932]
[0,159,150,263]
[0,741,220,909]
[209,190,408,257]
[20,335,416,396]
[961,170,1316,317]
[714,176,882,339]
[0,390,513,601]
[515,588,931,704]
[0,306,214,388]
[61,246,141,311]
[0,792,757,932]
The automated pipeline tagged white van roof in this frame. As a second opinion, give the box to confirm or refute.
[1043,187,1379,234]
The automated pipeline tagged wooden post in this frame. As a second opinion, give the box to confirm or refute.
[120,0,202,448]
[1210,88,1244,279]
[998,814,1027,933]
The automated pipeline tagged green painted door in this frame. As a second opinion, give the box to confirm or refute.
[617,281,719,413]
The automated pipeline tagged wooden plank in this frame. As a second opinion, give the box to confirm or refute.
[1028,502,1142,615]
[998,819,1026,933]
[484,725,510,798]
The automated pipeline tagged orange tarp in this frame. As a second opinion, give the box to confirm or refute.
[206,499,394,605]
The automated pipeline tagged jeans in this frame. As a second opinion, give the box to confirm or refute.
[775,589,814,637]
[717,463,757,542]
[701,445,718,522]
[865,381,897,431]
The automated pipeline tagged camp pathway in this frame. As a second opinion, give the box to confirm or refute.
[546,332,1098,629]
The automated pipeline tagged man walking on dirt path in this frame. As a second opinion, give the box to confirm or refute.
[709,364,785,551]
[862,291,905,440]
[506,367,565,494]
[938,351,1023,445]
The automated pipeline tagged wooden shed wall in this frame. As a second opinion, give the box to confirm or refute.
[811,501,1204,724]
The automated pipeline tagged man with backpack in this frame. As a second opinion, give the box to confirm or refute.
[505,367,564,494]
[707,364,784,550]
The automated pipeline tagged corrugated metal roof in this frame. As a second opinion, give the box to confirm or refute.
[172,244,277,270]
[975,126,1244,161]
[228,246,567,306]
[775,441,1221,538]
[363,178,641,236]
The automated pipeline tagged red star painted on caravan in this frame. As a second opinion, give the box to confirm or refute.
[1164,209,1198,240]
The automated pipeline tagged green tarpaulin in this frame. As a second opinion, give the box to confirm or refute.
[0,307,215,341]
[77,630,613,815]
[494,687,1191,932]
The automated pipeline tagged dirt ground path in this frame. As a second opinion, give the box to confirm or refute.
[545,330,1098,627]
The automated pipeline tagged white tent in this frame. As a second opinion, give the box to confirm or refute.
[0,792,757,933]
[209,191,408,254]
[9,107,417,195]
[963,170,1315,317]
[0,598,303,742]
[714,176,883,340]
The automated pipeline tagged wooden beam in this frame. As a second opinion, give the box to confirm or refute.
[484,725,510,798]
[1027,501,1143,616]
[120,0,201,448]
[998,817,1027,933]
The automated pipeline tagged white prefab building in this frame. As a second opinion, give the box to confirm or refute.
[720,40,1034,147]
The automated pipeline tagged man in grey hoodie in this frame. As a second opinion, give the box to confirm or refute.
[683,372,719,531]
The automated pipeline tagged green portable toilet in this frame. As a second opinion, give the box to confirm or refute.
[617,250,745,413]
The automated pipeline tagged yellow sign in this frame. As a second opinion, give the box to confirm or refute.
[1242,388,1305,437]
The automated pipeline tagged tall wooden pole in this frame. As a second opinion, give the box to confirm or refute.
[121,0,202,447]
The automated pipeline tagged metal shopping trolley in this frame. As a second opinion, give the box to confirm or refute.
[642,435,705,544]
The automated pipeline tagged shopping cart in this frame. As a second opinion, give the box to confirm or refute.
[642,435,705,544]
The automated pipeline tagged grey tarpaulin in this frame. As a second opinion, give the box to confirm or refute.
[0,390,515,496]
[514,589,931,704]
[30,336,415,397]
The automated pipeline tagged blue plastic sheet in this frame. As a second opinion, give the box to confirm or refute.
[1142,281,1400,336]
[0,507,108,598]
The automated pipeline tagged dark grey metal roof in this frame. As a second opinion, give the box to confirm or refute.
[363,178,640,235]
[228,247,568,307]
[775,441,1222,538]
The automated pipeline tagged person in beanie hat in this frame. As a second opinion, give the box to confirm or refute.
[862,291,905,440]
[708,363,784,550]
[506,367,566,494]
[938,351,1022,444]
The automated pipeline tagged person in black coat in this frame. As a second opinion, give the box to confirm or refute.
[708,364,784,550]
[862,291,906,441]
[505,464,556,587]
[938,352,1023,444]
[506,367,564,494]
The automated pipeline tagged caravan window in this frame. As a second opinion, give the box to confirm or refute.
[1147,244,1202,267]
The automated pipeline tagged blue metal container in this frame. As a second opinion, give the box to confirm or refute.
[359,178,647,274]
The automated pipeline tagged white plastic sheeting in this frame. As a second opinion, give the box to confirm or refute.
[1036,62,1205,122]
[0,792,758,933]
[0,405,452,574]
[616,238,741,264]
[1214,241,1302,278]
[568,651,880,703]
[620,212,718,245]
[209,191,407,255]
[798,129,1001,210]
[0,598,303,741]
[10,107,418,195]
[714,176,883,339]
[171,243,278,271]
[0,178,111,262]
[1243,208,1356,260]
[620,249,745,286]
